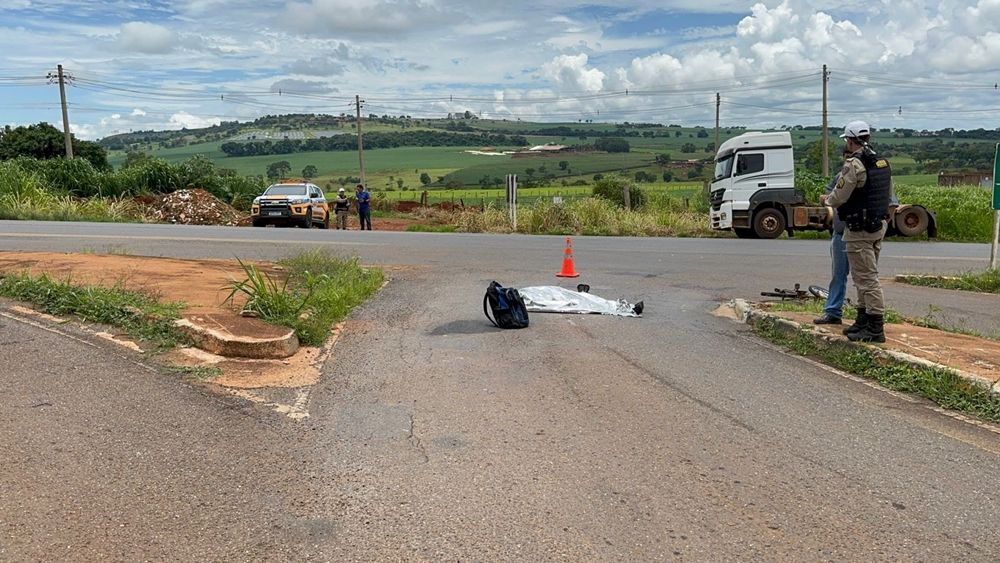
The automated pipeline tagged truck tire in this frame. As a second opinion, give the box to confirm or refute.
[894,206,929,237]
[753,208,785,239]
[298,208,313,228]
[318,211,330,229]
[734,228,756,239]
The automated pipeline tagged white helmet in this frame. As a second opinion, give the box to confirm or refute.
[840,120,871,139]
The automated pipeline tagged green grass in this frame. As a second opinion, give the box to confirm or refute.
[0,272,188,349]
[897,269,1000,294]
[764,300,997,340]
[451,196,716,237]
[894,184,993,242]
[166,365,223,380]
[115,144,519,179]
[753,316,1000,423]
[405,224,458,232]
[226,250,384,346]
[766,300,904,324]
[439,152,656,185]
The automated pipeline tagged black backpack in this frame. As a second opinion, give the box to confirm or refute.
[483,281,529,329]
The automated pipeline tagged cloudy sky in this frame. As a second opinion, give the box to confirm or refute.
[2,0,999,139]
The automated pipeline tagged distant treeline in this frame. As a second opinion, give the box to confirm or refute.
[219,131,529,157]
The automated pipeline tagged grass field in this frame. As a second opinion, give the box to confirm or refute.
[367,182,703,206]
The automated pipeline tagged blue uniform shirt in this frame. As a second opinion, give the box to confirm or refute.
[357,190,371,212]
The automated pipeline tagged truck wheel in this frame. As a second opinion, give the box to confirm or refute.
[299,209,313,228]
[894,206,929,237]
[318,212,330,229]
[753,208,785,239]
[734,228,757,239]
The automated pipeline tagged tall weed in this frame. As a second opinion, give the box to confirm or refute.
[894,184,992,242]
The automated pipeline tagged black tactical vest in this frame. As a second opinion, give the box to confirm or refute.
[838,148,891,232]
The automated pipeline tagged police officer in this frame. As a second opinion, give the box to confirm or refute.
[821,120,892,343]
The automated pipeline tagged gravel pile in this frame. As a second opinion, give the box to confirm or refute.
[145,189,245,226]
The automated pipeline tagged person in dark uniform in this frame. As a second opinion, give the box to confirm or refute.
[333,188,350,230]
[821,120,892,343]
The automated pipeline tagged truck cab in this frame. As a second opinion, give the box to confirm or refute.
[709,131,935,239]
[709,131,813,238]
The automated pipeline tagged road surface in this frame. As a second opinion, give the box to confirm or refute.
[2,221,999,560]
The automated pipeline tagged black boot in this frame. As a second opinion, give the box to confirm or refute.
[848,314,885,343]
[843,308,868,336]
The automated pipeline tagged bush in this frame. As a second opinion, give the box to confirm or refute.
[592,174,646,208]
[796,168,828,205]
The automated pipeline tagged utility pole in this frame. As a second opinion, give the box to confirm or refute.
[56,64,73,159]
[821,64,829,177]
[355,94,366,187]
[715,92,721,153]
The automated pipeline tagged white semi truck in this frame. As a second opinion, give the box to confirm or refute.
[708,131,935,239]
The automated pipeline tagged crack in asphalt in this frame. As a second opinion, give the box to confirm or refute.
[407,414,429,463]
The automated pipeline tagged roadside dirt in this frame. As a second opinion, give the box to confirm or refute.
[766,308,1000,388]
[0,251,332,389]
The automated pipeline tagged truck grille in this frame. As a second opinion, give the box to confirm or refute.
[710,188,725,211]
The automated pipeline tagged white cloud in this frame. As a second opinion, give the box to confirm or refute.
[118,21,175,54]
[285,0,447,34]
[131,108,147,116]
[542,54,605,93]
[269,78,337,94]
[170,111,219,129]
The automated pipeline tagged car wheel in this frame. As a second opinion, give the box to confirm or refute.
[753,208,786,239]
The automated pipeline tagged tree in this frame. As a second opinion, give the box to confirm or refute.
[419,172,432,185]
[302,164,318,179]
[654,153,671,167]
[266,160,291,180]
[122,150,152,169]
[592,174,645,208]
[594,137,630,153]
[558,160,569,171]
[681,143,697,153]
[662,171,673,182]
[396,178,404,190]
[802,140,841,175]
[0,122,108,169]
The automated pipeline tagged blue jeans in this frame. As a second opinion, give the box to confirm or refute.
[358,209,371,230]
[824,232,850,318]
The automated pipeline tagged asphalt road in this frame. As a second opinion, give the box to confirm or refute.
[2,221,999,560]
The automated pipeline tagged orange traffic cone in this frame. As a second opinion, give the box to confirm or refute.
[556,237,580,278]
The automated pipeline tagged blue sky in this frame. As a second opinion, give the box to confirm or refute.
[2,0,999,139]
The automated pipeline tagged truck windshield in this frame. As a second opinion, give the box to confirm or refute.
[264,185,308,196]
[714,156,734,181]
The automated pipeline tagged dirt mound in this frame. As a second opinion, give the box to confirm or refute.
[392,201,465,213]
[395,201,422,213]
[144,189,245,226]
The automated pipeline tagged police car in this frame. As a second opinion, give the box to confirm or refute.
[251,180,330,228]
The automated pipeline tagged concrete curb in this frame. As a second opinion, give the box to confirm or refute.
[175,317,299,360]
[729,299,999,394]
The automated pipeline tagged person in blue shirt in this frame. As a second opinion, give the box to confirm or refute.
[355,183,372,230]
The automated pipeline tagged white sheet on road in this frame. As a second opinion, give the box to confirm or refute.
[518,286,640,317]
